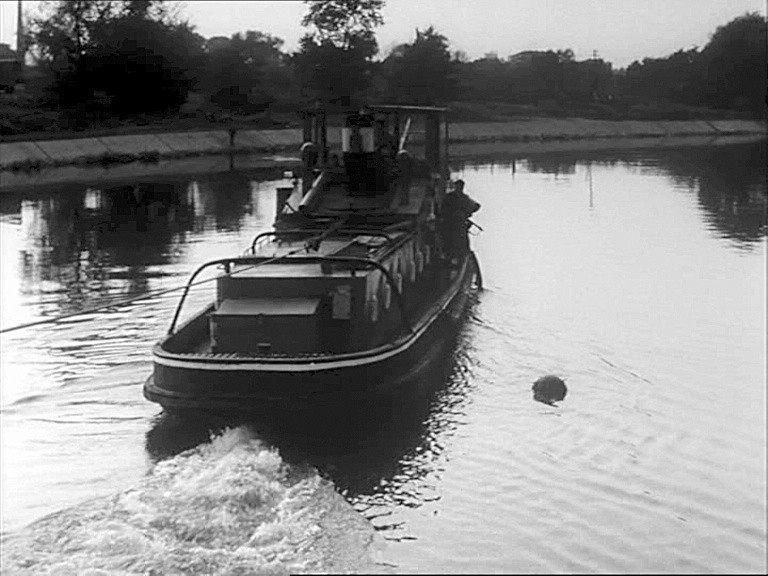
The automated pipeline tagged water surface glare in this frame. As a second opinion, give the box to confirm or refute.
[0,141,765,573]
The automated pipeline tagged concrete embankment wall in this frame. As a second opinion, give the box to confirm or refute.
[0,129,304,169]
[1,118,765,174]
[449,118,765,141]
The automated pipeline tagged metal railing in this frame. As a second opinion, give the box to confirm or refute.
[168,254,414,336]
[248,228,395,254]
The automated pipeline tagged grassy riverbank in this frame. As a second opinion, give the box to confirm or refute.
[2,89,760,142]
[1,92,765,175]
[447,100,758,123]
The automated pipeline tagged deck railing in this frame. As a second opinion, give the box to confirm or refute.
[168,254,414,336]
[248,228,395,255]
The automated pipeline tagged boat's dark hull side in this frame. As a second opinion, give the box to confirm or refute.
[144,254,478,416]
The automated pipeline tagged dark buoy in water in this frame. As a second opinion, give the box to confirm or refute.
[532,375,567,405]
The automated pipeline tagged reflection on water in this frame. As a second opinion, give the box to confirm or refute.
[455,139,767,244]
[1,141,763,327]
[1,141,765,573]
[14,183,191,308]
[664,142,767,244]
[0,172,283,326]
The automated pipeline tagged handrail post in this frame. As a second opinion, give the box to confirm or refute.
[168,265,212,335]
[167,258,237,335]
[399,117,412,151]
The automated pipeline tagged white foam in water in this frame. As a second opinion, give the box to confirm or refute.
[1,427,383,575]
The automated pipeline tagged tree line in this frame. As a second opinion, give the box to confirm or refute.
[21,0,768,125]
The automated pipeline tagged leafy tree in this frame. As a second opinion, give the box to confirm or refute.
[301,0,384,49]
[26,1,121,104]
[452,50,469,64]
[454,53,506,101]
[382,26,456,104]
[617,13,766,117]
[622,49,703,106]
[89,15,204,114]
[293,0,384,106]
[556,49,574,63]
[293,35,376,106]
[502,51,564,103]
[701,12,767,115]
[200,31,288,112]
[26,0,203,115]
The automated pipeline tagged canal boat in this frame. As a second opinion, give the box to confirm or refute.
[144,105,482,415]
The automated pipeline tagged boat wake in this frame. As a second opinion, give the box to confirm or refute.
[1,427,385,575]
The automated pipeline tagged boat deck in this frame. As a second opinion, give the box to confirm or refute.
[165,174,441,360]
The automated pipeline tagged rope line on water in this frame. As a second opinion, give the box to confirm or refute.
[0,245,311,336]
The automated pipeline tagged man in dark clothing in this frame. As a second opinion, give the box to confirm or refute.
[439,179,481,258]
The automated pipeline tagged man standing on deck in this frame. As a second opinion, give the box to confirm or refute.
[439,179,481,259]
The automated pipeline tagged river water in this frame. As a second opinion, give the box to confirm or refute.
[1,139,766,573]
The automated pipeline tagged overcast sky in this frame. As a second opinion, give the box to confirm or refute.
[1,0,765,67]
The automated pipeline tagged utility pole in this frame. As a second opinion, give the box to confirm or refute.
[16,0,25,76]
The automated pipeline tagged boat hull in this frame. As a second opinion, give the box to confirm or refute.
[144,254,479,416]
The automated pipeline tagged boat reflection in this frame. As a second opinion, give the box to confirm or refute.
[144,304,479,500]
